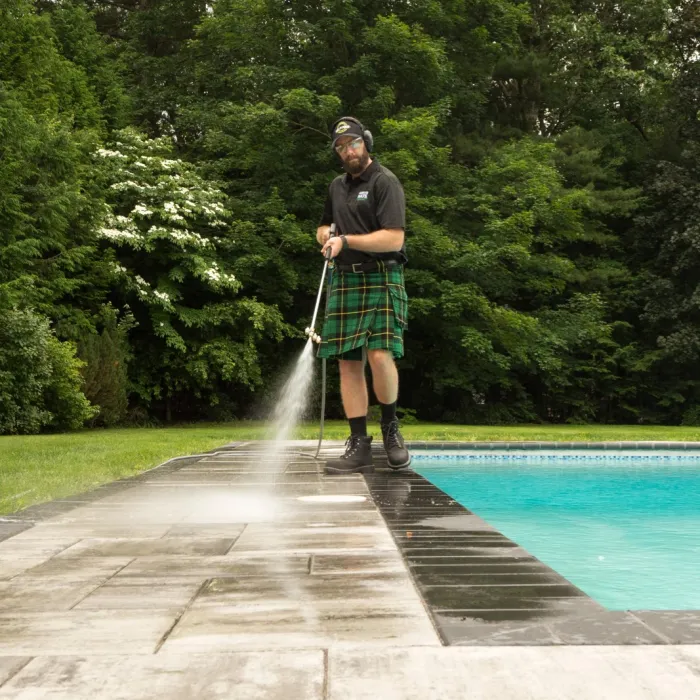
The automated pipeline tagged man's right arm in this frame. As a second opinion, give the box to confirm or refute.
[316,225,331,246]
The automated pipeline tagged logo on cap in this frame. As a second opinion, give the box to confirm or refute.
[335,121,351,134]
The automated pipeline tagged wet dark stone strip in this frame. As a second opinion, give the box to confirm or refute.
[363,466,700,646]
[0,521,33,542]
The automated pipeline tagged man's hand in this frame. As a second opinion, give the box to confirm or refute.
[316,225,331,246]
[321,236,344,259]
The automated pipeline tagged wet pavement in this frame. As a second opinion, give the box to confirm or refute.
[0,441,699,698]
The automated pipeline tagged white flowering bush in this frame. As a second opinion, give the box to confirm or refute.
[94,128,286,415]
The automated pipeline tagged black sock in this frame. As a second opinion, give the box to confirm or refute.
[348,416,367,436]
[380,401,397,425]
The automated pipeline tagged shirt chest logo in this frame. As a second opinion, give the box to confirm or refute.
[356,191,369,201]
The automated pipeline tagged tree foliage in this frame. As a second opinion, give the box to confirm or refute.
[2,0,700,428]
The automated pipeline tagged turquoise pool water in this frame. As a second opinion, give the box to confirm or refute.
[413,452,700,610]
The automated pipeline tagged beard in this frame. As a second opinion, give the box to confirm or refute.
[342,150,370,176]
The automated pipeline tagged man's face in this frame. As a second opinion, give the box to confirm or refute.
[334,135,370,175]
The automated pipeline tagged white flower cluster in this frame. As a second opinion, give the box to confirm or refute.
[134,275,150,298]
[97,148,127,159]
[100,227,139,242]
[100,212,143,245]
[153,290,171,302]
[204,265,221,281]
[203,262,237,286]
[112,263,128,274]
[110,181,145,193]
[147,226,211,248]
[132,204,153,217]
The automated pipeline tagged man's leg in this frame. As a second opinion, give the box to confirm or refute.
[339,359,369,424]
[366,349,398,406]
[367,349,411,469]
[324,356,373,475]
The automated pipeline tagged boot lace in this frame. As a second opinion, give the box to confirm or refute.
[342,434,362,459]
[384,421,403,450]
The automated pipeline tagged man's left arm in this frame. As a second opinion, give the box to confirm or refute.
[343,228,404,252]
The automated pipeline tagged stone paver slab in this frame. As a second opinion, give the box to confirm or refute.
[329,646,700,699]
[0,557,59,582]
[57,537,237,558]
[311,553,407,575]
[12,524,171,540]
[193,573,425,608]
[0,577,107,613]
[229,529,394,554]
[73,579,203,611]
[0,539,79,580]
[0,611,176,655]
[163,524,246,538]
[118,555,310,578]
[0,651,324,699]
[0,537,78,557]
[162,601,440,652]
[20,557,133,580]
[0,522,33,543]
[547,612,666,645]
[0,658,31,687]
[633,611,700,644]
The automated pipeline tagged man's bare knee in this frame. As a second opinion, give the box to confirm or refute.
[339,359,365,378]
[367,350,394,367]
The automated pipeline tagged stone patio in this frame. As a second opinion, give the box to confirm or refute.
[0,440,699,698]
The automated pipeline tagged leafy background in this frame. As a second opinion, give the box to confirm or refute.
[2,0,700,433]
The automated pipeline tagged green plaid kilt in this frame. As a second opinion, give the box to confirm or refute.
[317,265,408,360]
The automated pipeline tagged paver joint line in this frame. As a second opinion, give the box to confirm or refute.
[153,578,211,654]
[626,611,675,645]
[0,657,33,690]
[322,648,329,700]
[67,557,136,611]
[223,524,246,554]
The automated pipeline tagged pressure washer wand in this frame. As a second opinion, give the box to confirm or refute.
[305,223,336,344]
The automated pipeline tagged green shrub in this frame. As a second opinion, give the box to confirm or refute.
[0,308,97,434]
[78,309,132,427]
[681,405,700,427]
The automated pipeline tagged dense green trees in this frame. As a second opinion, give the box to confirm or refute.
[1,0,699,432]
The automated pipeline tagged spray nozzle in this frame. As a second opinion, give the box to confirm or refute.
[304,327,322,344]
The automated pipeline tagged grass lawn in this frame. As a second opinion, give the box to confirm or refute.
[3,421,700,516]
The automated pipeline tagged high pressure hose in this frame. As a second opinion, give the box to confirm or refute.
[301,224,336,461]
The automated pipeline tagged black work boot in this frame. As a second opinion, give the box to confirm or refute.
[324,435,374,475]
[381,420,411,469]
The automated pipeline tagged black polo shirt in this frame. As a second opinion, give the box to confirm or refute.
[319,160,407,265]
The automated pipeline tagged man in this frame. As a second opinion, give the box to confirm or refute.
[316,116,411,474]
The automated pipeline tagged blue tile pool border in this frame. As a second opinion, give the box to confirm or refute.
[404,441,700,451]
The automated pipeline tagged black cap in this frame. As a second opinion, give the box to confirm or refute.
[331,119,364,148]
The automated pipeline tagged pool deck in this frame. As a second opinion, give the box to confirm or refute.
[1,440,699,698]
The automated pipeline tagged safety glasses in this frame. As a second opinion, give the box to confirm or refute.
[334,136,363,154]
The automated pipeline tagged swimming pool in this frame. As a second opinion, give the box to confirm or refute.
[413,451,700,611]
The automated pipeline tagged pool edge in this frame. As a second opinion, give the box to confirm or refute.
[363,466,700,646]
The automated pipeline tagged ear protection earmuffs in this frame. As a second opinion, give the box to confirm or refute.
[331,116,374,152]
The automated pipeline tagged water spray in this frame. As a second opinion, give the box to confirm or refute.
[262,224,337,464]
[304,224,336,460]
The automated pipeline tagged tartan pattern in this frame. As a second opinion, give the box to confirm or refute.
[317,265,408,360]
